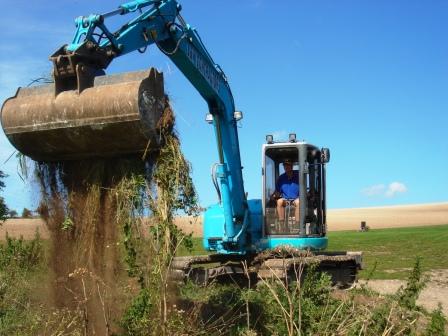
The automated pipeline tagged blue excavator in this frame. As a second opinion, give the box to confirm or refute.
[1,0,361,286]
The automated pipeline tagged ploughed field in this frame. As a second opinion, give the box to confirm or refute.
[3,202,447,239]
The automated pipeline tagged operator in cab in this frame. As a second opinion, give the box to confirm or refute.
[274,159,300,223]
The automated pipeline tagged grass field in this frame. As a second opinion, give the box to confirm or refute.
[178,224,448,280]
[329,224,448,279]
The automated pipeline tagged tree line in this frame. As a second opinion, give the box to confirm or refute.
[0,170,34,222]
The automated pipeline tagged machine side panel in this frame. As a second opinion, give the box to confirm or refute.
[203,199,263,254]
[247,199,263,251]
[203,204,225,251]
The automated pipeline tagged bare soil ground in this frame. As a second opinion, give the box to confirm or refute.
[358,269,448,316]
[327,202,448,231]
[0,218,49,240]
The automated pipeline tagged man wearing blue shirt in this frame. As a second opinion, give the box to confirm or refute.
[275,159,300,223]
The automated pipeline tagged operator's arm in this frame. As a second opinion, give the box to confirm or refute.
[273,175,282,199]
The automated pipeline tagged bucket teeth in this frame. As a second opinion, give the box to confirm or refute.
[1,68,165,162]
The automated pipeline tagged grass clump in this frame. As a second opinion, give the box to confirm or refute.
[120,288,154,335]
[397,257,427,310]
[0,232,42,271]
[0,233,86,335]
[425,304,447,336]
[0,233,44,335]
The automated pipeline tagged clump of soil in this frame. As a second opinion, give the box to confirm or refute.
[33,97,193,334]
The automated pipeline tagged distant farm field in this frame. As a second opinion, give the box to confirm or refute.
[3,202,448,240]
[175,202,448,236]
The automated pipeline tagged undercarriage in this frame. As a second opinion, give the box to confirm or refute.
[170,248,362,288]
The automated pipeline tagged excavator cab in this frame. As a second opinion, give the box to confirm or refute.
[262,135,330,250]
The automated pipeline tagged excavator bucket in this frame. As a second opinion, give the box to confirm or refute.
[1,68,165,162]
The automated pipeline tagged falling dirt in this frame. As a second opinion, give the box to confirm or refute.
[33,98,178,334]
[36,157,144,334]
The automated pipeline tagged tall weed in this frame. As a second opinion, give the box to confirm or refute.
[179,257,446,336]
[0,233,44,335]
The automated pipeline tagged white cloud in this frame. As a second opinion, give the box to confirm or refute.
[362,182,407,198]
[385,182,408,198]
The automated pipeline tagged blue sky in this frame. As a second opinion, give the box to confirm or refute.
[1,0,447,212]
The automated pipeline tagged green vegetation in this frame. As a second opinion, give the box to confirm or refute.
[8,210,18,218]
[178,258,445,335]
[426,304,447,336]
[176,235,205,256]
[0,233,43,334]
[0,170,8,223]
[21,208,33,218]
[1,232,446,335]
[328,225,448,279]
[117,102,201,335]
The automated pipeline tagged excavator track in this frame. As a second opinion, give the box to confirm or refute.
[170,254,257,286]
[170,249,362,288]
[256,252,361,288]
